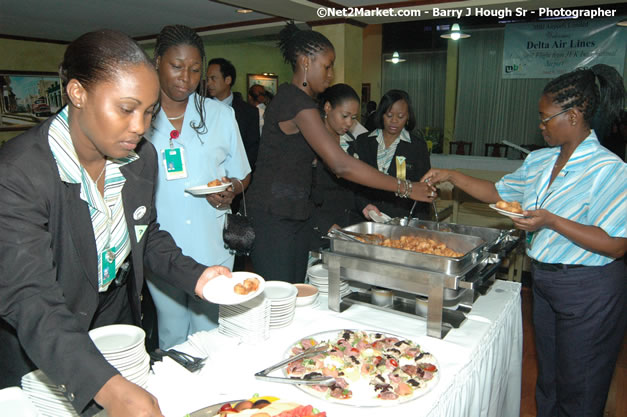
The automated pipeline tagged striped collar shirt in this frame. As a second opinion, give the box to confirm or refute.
[370,128,412,174]
[48,106,137,291]
[495,130,626,266]
[339,132,354,153]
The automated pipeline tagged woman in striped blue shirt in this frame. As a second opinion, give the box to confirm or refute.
[422,64,626,417]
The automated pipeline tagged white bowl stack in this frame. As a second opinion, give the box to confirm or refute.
[264,281,298,329]
[218,294,271,341]
[88,324,151,389]
[21,370,79,417]
[306,264,351,297]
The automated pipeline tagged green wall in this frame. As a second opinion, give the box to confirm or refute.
[1,37,291,145]
[142,39,293,98]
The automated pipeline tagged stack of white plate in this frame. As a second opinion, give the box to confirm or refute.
[307,264,351,297]
[218,295,271,341]
[264,281,298,329]
[21,370,78,417]
[88,324,150,389]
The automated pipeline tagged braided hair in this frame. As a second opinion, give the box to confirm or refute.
[278,22,334,70]
[543,64,625,130]
[154,24,208,136]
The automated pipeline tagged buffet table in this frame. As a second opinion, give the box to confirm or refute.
[148,279,522,417]
[430,154,523,172]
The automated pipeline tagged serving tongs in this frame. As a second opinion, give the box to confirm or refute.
[149,348,206,372]
[328,227,384,244]
[254,343,335,386]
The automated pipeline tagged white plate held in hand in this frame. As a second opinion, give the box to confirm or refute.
[202,272,265,305]
[368,210,392,223]
[185,182,232,196]
[489,203,526,218]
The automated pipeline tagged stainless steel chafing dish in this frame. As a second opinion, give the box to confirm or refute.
[321,220,519,339]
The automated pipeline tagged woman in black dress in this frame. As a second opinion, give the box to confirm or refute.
[246,24,436,283]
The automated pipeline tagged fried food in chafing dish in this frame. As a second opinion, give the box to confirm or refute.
[379,236,464,257]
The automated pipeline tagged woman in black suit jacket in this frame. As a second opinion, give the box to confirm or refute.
[351,90,431,219]
[0,30,229,417]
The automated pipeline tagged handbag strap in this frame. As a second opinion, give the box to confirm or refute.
[232,178,247,216]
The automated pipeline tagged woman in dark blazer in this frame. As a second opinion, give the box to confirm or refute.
[0,30,229,417]
[351,90,431,219]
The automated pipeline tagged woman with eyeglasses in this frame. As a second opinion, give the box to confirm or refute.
[422,64,626,417]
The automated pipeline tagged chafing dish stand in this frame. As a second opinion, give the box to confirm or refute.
[322,221,518,339]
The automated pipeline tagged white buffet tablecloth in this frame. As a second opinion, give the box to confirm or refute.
[147,279,522,417]
[431,154,523,173]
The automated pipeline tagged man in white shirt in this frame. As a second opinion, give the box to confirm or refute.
[207,58,259,169]
[248,84,267,136]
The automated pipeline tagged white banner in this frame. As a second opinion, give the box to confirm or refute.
[502,17,626,79]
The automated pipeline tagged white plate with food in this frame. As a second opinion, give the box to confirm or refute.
[202,272,265,305]
[283,329,439,407]
[489,203,526,218]
[189,395,325,417]
[185,181,232,196]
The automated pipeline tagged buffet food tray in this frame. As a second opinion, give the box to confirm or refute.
[330,222,487,275]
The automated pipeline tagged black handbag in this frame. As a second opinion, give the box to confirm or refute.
[223,179,255,256]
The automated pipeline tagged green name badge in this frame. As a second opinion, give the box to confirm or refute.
[101,247,116,287]
[162,147,188,180]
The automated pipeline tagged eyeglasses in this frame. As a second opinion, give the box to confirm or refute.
[539,107,572,125]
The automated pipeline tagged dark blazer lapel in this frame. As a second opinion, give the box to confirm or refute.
[64,182,99,291]
[366,136,379,168]
[119,153,151,295]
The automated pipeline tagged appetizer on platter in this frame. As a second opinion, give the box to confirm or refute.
[285,330,438,405]
[212,395,325,417]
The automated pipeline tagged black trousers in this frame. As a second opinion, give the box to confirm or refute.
[0,282,133,390]
[249,207,311,284]
[532,259,626,417]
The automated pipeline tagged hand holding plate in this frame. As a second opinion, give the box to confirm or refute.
[195,266,232,299]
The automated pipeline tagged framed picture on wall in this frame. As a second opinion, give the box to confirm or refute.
[361,83,371,106]
[247,73,278,98]
[0,70,64,131]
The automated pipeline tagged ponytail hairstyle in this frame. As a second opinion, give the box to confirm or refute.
[318,83,360,117]
[278,21,334,71]
[60,29,153,92]
[542,64,626,130]
[154,24,208,137]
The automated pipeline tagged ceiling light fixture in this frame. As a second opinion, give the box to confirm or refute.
[236,9,253,14]
[441,23,470,40]
[385,51,406,64]
[617,19,627,27]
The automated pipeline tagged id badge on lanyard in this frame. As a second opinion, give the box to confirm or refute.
[101,247,116,287]
[162,147,188,180]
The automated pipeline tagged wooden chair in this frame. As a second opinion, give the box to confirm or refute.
[485,143,508,158]
[519,144,545,159]
[449,141,473,155]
